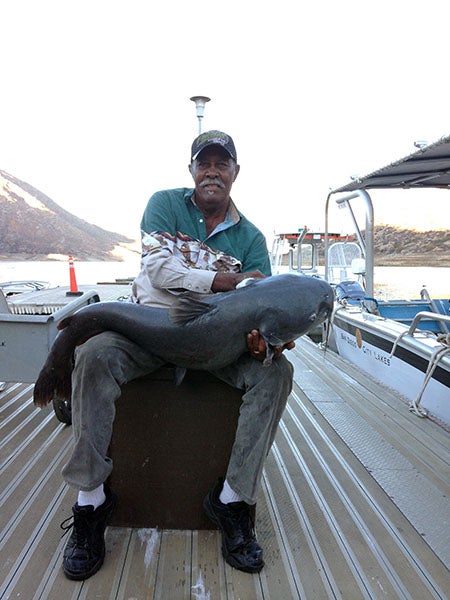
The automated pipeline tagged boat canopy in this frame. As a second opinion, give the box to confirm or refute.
[331,134,450,193]
[325,134,450,297]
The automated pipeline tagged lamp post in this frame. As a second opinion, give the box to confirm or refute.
[190,96,210,135]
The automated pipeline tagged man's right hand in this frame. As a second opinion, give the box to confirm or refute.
[211,270,266,292]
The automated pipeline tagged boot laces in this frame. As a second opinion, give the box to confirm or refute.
[60,511,91,542]
[60,515,74,538]
[231,503,256,541]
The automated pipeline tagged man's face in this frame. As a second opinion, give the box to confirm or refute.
[189,146,240,207]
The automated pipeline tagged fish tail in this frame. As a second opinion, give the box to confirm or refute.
[33,368,57,407]
[57,315,74,331]
[33,364,73,407]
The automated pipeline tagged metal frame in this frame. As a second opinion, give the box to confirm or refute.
[325,189,375,297]
[407,312,450,336]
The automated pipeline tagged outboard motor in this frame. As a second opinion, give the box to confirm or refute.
[335,280,365,302]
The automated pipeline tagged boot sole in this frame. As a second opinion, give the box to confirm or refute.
[63,549,105,581]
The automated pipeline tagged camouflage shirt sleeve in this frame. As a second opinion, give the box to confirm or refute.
[132,231,242,306]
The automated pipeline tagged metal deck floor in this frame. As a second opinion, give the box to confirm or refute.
[0,338,449,599]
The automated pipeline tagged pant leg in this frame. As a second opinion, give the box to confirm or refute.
[62,331,165,491]
[210,353,293,505]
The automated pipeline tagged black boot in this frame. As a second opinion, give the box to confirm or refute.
[61,488,116,580]
[203,480,264,573]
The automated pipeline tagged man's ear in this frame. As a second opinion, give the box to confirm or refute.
[188,163,194,178]
[233,164,240,182]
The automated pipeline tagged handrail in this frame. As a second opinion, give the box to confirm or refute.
[420,288,450,333]
[407,311,450,336]
[325,189,374,297]
[288,227,308,272]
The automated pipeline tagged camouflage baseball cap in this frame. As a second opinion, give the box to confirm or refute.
[191,130,237,161]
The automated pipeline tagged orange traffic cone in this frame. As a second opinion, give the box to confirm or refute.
[66,255,83,296]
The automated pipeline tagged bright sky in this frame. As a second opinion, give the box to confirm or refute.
[1,0,449,244]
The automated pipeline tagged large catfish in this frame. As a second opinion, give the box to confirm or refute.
[33,273,333,407]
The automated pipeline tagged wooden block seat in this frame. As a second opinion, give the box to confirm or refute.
[108,367,243,529]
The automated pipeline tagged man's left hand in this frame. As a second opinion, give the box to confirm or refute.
[246,329,295,361]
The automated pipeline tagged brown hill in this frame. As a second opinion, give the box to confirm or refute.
[372,225,450,267]
[283,226,450,268]
[0,169,139,261]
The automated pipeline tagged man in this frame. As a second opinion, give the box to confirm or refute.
[61,130,294,580]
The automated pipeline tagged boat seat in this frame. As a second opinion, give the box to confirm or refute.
[108,367,243,530]
[378,300,446,332]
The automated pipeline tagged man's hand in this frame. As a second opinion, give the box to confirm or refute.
[246,329,295,362]
[211,270,265,292]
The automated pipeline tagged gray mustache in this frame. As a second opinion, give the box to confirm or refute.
[200,178,225,189]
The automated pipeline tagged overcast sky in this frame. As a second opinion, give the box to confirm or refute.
[1,0,449,243]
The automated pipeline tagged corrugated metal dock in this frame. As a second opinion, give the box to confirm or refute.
[1,337,449,599]
[4,283,132,314]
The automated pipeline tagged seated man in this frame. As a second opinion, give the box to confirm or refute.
[61,130,294,580]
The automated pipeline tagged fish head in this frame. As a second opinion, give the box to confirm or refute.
[257,274,333,345]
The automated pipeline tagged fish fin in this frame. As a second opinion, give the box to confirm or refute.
[260,333,276,366]
[168,294,216,325]
[174,367,187,386]
[263,345,275,366]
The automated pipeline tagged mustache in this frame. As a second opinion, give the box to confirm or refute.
[200,177,225,189]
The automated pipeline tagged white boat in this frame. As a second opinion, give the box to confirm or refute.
[270,229,358,278]
[324,135,450,427]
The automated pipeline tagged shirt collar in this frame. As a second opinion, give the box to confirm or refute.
[186,189,241,225]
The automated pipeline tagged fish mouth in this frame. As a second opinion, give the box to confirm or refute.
[267,335,284,347]
[309,301,333,326]
[317,301,333,321]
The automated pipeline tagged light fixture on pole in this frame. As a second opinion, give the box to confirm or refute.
[190,96,210,135]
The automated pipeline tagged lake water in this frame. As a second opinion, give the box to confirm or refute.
[0,259,449,299]
[0,258,142,288]
[371,266,450,299]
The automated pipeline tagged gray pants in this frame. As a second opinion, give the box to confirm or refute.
[62,332,293,505]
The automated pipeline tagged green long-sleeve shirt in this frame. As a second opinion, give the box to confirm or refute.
[140,188,271,276]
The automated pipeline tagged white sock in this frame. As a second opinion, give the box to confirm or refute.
[77,484,106,510]
[219,479,242,504]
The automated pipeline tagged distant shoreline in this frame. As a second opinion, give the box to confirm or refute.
[374,255,450,267]
[1,253,449,268]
